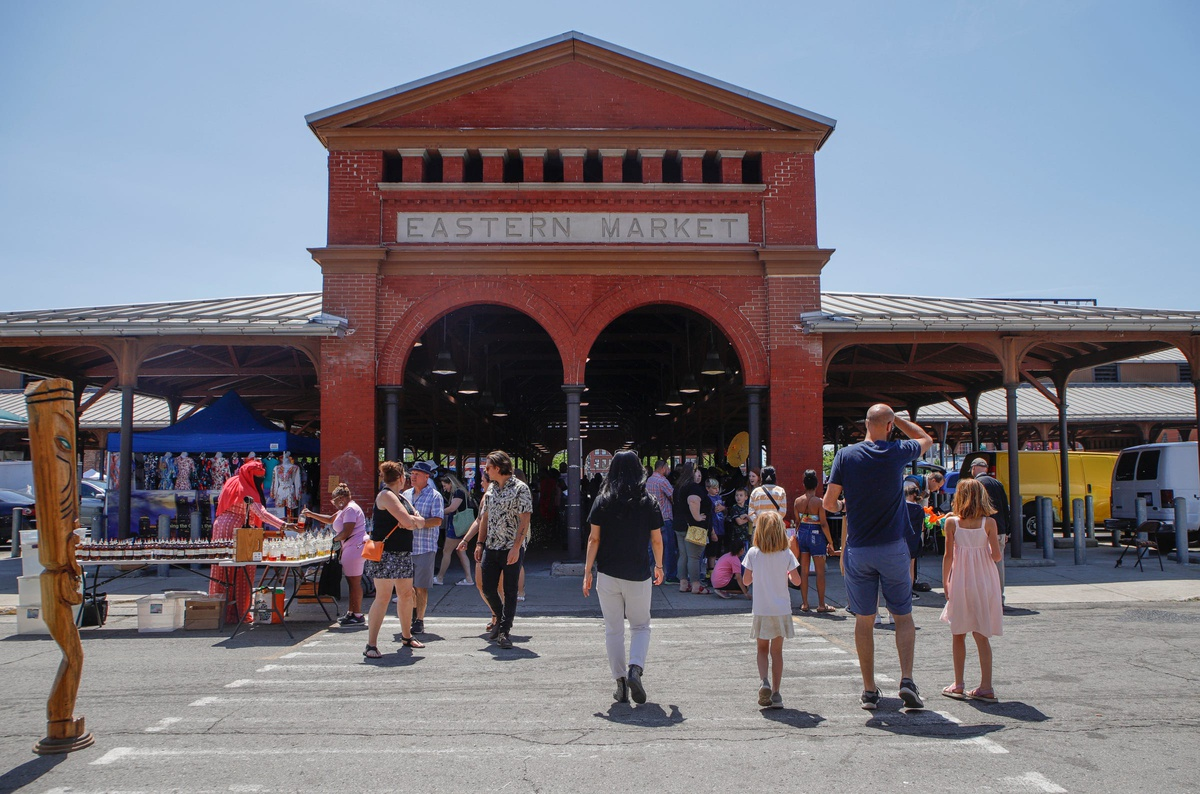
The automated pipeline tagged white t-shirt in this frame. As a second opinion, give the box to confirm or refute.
[742,547,799,617]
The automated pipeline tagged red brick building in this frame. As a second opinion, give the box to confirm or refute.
[307,32,837,551]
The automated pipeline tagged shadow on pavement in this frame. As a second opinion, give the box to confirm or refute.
[595,702,684,727]
[0,754,67,791]
[865,709,1004,739]
[966,700,1050,722]
[363,649,424,667]
[1001,606,1040,617]
[760,708,824,729]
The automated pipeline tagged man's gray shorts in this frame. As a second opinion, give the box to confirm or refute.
[411,551,436,589]
[843,539,913,617]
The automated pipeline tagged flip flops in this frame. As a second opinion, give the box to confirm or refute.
[816,605,837,613]
[363,644,382,659]
[967,688,999,704]
[941,684,967,700]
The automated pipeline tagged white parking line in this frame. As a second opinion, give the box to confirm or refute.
[1002,771,1067,792]
[144,716,181,733]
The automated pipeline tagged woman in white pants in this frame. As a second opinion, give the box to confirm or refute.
[582,450,665,705]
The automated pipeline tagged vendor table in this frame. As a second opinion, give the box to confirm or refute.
[76,558,234,629]
[221,554,337,639]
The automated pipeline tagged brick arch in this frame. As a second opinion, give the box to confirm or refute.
[573,282,769,385]
[377,279,576,384]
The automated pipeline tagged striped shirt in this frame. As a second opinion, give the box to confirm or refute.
[645,472,674,521]
[748,485,788,524]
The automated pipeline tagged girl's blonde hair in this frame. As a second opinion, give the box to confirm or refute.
[752,511,789,554]
[953,478,997,521]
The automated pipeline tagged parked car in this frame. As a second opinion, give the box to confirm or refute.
[1108,442,1199,550]
[0,488,36,545]
[958,451,1118,541]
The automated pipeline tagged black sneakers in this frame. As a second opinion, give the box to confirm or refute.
[411,618,425,634]
[627,665,646,704]
[860,689,881,710]
[899,678,925,710]
[496,632,513,650]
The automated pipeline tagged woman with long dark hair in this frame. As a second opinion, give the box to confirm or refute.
[583,450,665,704]
[672,460,710,594]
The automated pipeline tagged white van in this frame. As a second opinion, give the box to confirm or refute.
[1109,442,1199,534]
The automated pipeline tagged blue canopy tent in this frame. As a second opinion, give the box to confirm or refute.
[105,390,319,455]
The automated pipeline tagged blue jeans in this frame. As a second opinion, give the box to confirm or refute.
[675,528,705,584]
[658,519,677,579]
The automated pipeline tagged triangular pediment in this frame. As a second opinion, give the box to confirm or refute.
[307,32,834,144]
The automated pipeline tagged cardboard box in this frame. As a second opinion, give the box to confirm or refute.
[184,598,223,631]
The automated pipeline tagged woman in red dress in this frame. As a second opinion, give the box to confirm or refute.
[209,457,287,623]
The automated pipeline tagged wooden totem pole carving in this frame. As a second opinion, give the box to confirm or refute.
[26,379,95,754]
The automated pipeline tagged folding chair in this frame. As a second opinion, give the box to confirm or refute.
[1115,520,1164,571]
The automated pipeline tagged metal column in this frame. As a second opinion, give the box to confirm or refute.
[563,384,584,560]
[746,386,765,472]
[1005,382,1022,560]
[382,386,401,461]
[118,384,134,540]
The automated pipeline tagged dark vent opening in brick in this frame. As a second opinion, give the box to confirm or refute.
[463,151,483,183]
[742,153,763,184]
[543,151,564,182]
[583,151,603,183]
[662,152,682,183]
[702,152,721,183]
[383,152,404,183]
[622,152,642,183]
[503,151,524,183]
[422,151,443,183]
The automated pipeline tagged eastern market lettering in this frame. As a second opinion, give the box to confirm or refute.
[396,213,749,244]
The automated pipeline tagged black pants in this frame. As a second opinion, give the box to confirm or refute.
[481,546,525,633]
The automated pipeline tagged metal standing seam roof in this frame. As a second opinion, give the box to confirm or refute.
[807,293,1200,333]
[0,293,339,338]
[305,31,837,133]
[0,388,188,430]
[910,383,1197,424]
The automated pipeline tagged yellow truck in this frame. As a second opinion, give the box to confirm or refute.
[957,451,1118,540]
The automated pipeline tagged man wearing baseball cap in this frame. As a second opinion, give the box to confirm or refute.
[404,460,445,635]
[968,457,1010,605]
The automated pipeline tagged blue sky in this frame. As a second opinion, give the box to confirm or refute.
[1,1,1196,311]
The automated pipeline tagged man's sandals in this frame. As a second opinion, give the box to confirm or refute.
[401,635,426,649]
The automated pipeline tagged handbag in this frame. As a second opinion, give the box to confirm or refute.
[685,525,709,546]
[361,527,397,562]
[452,508,476,539]
[318,547,343,598]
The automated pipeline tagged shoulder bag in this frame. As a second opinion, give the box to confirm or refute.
[361,527,396,562]
[685,524,709,546]
[318,545,343,598]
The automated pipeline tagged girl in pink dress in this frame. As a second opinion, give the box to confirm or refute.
[940,478,1004,703]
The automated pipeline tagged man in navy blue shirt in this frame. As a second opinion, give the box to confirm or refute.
[825,404,932,711]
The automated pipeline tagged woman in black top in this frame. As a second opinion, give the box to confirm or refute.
[365,460,424,658]
[583,450,664,705]
[672,461,711,594]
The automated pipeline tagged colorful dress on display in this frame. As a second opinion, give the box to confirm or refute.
[174,455,196,490]
[263,456,279,493]
[270,460,302,510]
[939,518,1003,637]
[211,455,231,490]
[209,458,285,624]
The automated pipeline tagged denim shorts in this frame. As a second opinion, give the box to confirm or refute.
[796,524,828,556]
[842,539,913,616]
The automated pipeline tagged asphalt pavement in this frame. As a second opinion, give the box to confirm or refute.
[0,542,1197,792]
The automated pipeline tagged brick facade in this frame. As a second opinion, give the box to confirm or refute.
[310,35,834,513]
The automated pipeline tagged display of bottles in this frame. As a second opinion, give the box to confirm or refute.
[75,538,235,562]
[262,529,334,562]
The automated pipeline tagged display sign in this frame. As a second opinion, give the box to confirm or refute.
[396,213,749,244]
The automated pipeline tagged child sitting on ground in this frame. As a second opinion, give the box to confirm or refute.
[742,511,802,709]
[712,537,750,599]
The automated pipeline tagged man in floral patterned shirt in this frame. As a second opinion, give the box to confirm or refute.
[474,450,532,650]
